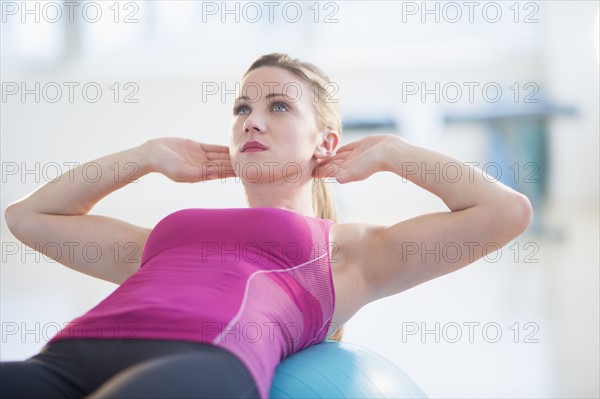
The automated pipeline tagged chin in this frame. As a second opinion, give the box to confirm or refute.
[236,161,307,184]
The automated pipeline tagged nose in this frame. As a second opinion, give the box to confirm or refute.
[243,115,264,134]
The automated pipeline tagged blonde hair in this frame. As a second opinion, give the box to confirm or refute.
[243,53,345,342]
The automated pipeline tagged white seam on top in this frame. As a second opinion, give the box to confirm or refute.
[211,252,329,345]
[306,312,334,346]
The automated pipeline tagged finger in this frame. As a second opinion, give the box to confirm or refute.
[319,152,349,166]
[314,161,342,179]
[206,149,231,158]
[218,160,236,171]
[196,168,232,182]
[322,150,350,162]
[218,163,236,173]
[205,153,232,161]
[221,170,238,178]
[200,143,230,153]
[335,141,359,153]
[214,165,238,179]
[321,156,346,167]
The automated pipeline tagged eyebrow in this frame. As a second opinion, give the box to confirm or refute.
[234,93,288,103]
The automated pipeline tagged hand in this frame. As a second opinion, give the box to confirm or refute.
[314,134,398,184]
[144,137,236,183]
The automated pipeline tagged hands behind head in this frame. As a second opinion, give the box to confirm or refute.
[144,137,236,183]
[313,134,399,184]
[143,134,399,185]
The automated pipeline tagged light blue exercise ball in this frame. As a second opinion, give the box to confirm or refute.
[270,341,428,398]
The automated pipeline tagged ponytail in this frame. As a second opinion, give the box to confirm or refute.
[313,179,345,342]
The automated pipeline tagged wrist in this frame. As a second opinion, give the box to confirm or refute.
[133,141,157,176]
[381,135,410,173]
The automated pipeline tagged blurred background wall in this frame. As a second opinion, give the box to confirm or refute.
[1,1,598,397]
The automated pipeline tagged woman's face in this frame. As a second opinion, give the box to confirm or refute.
[229,66,324,183]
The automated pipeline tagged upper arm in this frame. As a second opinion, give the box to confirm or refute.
[5,204,152,285]
[359,194,532,303]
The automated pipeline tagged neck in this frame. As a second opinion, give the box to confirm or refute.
[244,179,315,218]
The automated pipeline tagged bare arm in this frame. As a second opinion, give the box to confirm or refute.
[366,136,532,301]
[317,135,533,303]
[4,138,234,284]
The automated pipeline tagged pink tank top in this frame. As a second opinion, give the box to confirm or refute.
[48,207,337,399]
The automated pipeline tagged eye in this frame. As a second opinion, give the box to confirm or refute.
[233,104,250,116]
[272,102,290,112]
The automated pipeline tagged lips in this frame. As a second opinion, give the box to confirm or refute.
[242,140,268,152]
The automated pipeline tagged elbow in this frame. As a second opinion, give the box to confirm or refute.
[4,202,26,239]
[505,192,534,237]
[5,203,19,233]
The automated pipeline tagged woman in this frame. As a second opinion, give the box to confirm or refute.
[1,53,532,398]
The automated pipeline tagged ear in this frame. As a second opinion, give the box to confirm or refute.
[313,129,340,161]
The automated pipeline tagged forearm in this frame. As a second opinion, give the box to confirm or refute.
[9,143,153,216]
[382,136,523,212]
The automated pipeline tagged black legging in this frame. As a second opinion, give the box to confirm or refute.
[0,339,260,398]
